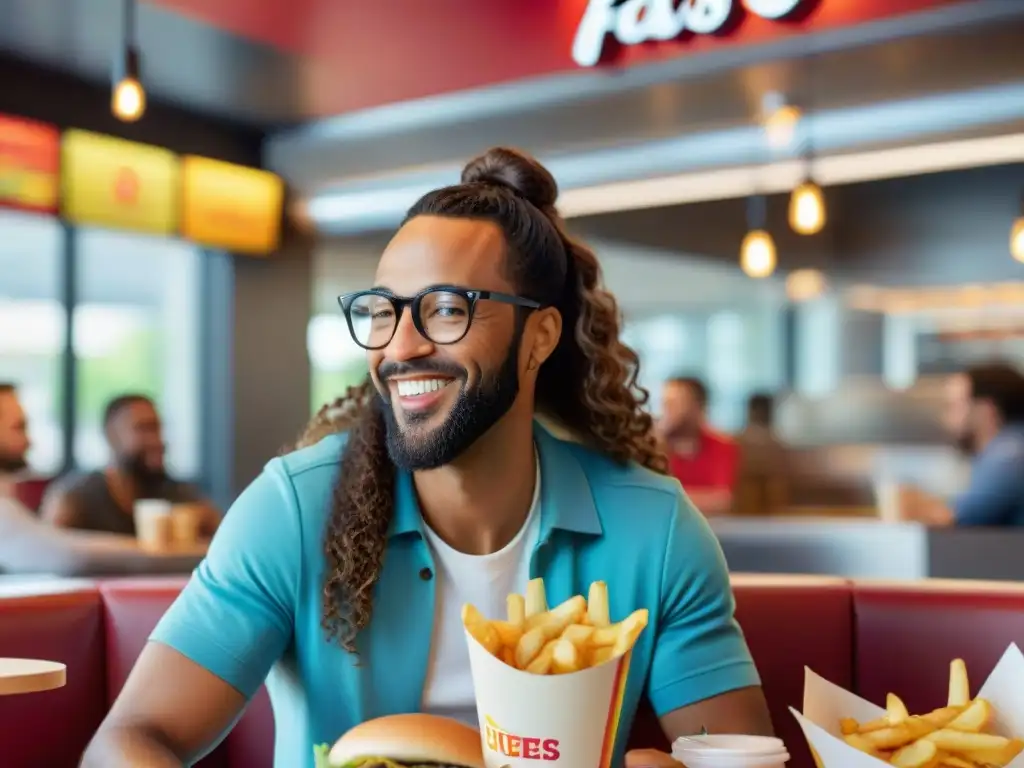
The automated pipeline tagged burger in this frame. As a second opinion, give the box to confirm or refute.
[314,713,487,768]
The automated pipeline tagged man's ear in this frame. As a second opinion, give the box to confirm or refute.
[525,307,562,369]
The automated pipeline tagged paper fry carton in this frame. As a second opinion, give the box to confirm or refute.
[790,643,1024,768]
[465,629,632,768]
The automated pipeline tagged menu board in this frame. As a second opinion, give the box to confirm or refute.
[61,129,178,235]
[0,114,60,213]
[180,155,284,255]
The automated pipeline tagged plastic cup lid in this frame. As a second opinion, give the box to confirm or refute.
[672,734,787,756]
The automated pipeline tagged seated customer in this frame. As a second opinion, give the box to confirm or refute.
[42,394,220,536]
[657,377,739,516]
[896,363,1024,526]
[0,382,51,511]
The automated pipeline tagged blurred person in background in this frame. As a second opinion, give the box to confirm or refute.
[0,382,51,510]
[657,376,738,516]
[83,147,770,768]
[896,362,1024,526]
[735,393,790,516]
[0,387,203,575]
[42,394,220,536]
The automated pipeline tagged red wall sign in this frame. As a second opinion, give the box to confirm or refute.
[153,0,962,115]
[0,114,60,214]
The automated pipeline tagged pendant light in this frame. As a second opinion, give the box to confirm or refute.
[112,0,146,122]
[741,195,776,278]
[1012,194,1024,263]
[789,179,826,235]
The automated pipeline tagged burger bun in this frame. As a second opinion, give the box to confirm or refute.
[328,713,485,767]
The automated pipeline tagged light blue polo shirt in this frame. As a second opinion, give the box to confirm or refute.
[151,423,759,767]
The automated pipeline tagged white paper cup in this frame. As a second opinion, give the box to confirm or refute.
[133,499,173,550]
[465,629,632,768]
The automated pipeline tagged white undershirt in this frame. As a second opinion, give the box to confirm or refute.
[420,453,541,727]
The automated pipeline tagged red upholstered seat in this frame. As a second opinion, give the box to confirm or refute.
[626,575,853,768]
[732,575,854,768]
[0,580,107,768]
[100,577,276,768]
[0,574,1019,768]
[854,579,1024,716]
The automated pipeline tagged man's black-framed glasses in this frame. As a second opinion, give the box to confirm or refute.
[338,286,541,350]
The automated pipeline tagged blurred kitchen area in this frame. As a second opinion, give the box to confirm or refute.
[1,0,1023,580]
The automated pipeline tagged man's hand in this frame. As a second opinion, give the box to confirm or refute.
[895,485,954,526]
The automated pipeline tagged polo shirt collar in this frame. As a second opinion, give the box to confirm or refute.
[388,421,603,539]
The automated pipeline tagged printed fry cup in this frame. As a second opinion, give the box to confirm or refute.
[790,643,1024,768]
[465,628,632,768]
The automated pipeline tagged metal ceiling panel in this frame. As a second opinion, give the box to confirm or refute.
[0,0,303,127]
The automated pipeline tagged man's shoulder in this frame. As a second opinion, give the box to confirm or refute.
[269,432,348,499]
[558,438,683,512]
[50,469,104,497]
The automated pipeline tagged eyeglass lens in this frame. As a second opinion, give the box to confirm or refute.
[348,290,472,347]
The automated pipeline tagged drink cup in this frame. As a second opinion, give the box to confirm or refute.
[133,499,173,551]
[672,735,790,768]
[170,504,200,547]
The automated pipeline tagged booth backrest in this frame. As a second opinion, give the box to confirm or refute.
[0,575,1021,768]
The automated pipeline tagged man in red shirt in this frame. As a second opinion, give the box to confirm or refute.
[657,377,738,516]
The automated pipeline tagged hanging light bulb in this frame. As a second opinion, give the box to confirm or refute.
[789,179,826,235]
[741,194,776,278]
[1012,206,1024,263]
[112,46,146,122]
[741,230,777,278]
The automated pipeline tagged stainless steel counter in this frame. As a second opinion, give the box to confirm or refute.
[710,517,1024,581]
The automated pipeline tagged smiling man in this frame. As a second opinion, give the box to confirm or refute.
[83,148,771,768]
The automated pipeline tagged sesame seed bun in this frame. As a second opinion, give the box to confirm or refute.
[328,713,485,767]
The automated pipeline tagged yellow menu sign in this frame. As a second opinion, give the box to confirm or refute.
[181,156,283,255]
[62,130,178,235]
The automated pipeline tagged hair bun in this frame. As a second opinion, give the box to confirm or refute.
[461,147,559,210]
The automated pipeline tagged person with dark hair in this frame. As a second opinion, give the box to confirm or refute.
[42,394,220,536]
[83,148,770,768]
[735,392,790,516]
[657,376,739,516]
[896,361,1024,526]
[0,383,30,492]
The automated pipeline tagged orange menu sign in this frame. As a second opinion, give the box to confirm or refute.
[0,115,60,213]
[61,129,178,235]
[181,155,284,255]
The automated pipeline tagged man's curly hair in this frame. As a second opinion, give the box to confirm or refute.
[294,147,666,653]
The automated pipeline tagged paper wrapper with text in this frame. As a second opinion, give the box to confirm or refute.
[465,628,631,768]
[789,643,1024,768]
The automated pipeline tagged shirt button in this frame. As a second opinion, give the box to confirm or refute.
[419,567,433,581]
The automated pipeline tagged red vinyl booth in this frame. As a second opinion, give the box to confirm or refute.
[0,574,1021,768]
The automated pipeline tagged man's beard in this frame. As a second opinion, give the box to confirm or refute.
[379,339,522,471]
[0,453,27,474]
[954,431,976,456]
[117,453,167,495]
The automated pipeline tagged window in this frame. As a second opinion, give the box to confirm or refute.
[73,229,202,478]
[0,209,66,474]
[308,314,368,413]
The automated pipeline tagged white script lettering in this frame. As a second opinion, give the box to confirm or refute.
[571,0,807,68]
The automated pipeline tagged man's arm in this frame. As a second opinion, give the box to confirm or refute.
[39,479,84,529]
[646,489,772,742]
[82,462,301,766]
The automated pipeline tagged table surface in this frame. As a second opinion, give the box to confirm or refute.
[0,658,66,695]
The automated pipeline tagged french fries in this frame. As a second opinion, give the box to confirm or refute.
[839,658,1024,768]
[461,577,648,675]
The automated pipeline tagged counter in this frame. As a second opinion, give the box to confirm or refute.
[710,517,1024,581]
